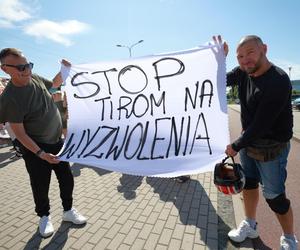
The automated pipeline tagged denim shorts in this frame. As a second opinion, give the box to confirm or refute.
[239,143,290,199]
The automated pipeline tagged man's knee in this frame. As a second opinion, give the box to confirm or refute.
[244,178,259,189]
[266,193,290,215]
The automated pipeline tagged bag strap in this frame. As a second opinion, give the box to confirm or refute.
[222,156,235,165]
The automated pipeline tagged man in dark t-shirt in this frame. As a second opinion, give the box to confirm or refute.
[213,35,297,249]
[0,48,87,238]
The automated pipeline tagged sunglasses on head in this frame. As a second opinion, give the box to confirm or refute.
[2,62,34,72]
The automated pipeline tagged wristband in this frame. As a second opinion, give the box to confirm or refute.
[36,149,44,157]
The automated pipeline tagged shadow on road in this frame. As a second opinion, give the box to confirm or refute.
[252,237,273,250]
[23,221,86,250]
[71,163,112,177]
[145,176,232,249]
[117,174,144,200]
[0,148,22,168]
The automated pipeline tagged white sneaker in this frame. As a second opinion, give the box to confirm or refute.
[280,235,298,250]
[39,215,54,238]
[62,208,87,225]
[228,220,259,243]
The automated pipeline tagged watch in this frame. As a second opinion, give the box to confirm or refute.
[36,149,44,157]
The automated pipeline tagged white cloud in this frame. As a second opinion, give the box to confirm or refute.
[0,0,32,26]
[272,59,300,80]
[0,0,90,46]
[0,18,13,28]
[24,19,90,46]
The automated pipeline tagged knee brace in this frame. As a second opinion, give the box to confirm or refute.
[266,193,290,215]
[243,178,259,190]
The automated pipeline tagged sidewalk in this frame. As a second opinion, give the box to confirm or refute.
[0,108,259,250]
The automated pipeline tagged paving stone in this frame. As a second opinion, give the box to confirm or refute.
[152,219,166,235]
[146,211,160,225]
[207,223,218,240]
[105,223,122,239]
[169,238,182,250]
[144,233,160,250]
[118,244,131,250]
[71,231,93,249]
[116,211,131,224]
[106,233,126,250]
[172,224,185,240]
[158,228,173,245]
[158,207,171,220]
[136,215,147,223]
[88,228,107,244]
[123,228,140,245]
[181,233,194,250]
[129,238,146,250]
[119,219,135,234]
[102,215,118,229]
[185,224,197,235]
[133,221,144,230]
[164,215,177,229]
[155,244,168,250]
[94,237,111,249]
[138,223,153,240]
[192,243,206,250]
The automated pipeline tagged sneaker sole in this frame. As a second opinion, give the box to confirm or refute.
[228,234,259,243]
[39,230,54,238]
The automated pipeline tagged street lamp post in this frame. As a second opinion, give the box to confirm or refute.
[116,40,144,57]
[288,66,292,79]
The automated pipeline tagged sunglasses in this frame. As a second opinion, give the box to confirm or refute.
[2,62,34,72]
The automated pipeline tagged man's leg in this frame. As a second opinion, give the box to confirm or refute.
[53,161,87,225]
[49,140,86,225]
[22,150,54,237]
[276,207,294,234]
[53,161,74,211]
[239,149,260,222]
[258,143,297,248]
[23,151,52,217]
[227,149,260,242]
[258,144,293,233]
[243,188,259,220]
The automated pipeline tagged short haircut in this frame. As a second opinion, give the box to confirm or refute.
[0,48,23,64]
[238,35,264,49]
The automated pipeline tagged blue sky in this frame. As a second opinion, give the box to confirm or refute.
[1,0,300,80]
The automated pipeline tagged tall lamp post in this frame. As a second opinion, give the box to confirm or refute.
[288,66,292,79]
[116,39,144,58]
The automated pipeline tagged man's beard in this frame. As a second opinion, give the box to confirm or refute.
[243,52,264,74]
[245,65,260,74]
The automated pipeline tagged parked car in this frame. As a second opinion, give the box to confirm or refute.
[292,97,300,110]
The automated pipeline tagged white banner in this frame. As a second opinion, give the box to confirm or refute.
[59,44,229,177]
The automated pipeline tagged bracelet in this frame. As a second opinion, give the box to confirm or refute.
[36,149,44,157]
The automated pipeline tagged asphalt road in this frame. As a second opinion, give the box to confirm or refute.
[228,106,300,250]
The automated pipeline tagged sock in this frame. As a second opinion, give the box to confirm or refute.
[245,218,257,229]
[283,233,296,241]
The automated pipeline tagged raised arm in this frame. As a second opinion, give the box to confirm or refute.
[212,35,229,57]
[52,59,71,88]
